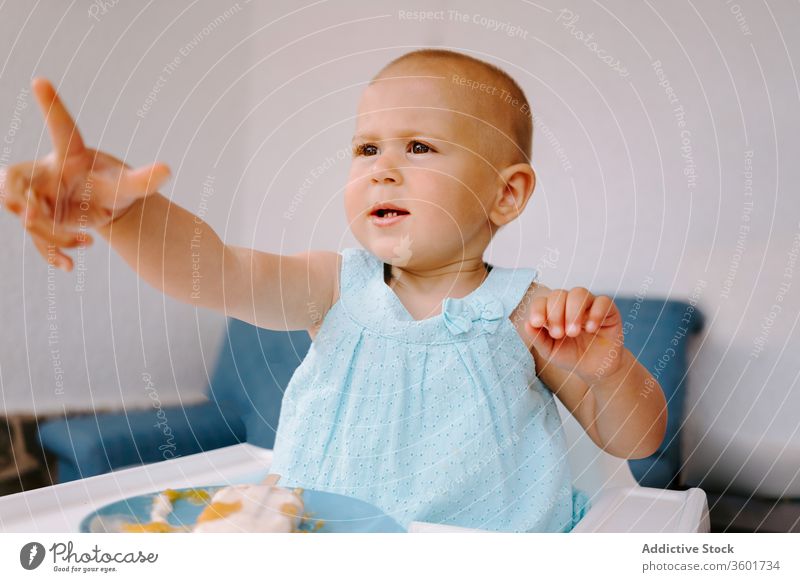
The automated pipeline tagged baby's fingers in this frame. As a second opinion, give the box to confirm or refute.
[30,232,72,271]
[2,162,58,224]
[527,295,548,328]
[544,290,568,337]
[24,216,91,249]
[565,287,593,336]
[1,162,33,213]
[585,295,618,331]
[3,196,23,216]
[525,296,556,355]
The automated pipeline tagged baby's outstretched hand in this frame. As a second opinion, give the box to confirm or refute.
[524,287,625,383]
[0,78,171,271]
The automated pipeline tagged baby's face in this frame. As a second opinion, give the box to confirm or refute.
[345,74,500,268]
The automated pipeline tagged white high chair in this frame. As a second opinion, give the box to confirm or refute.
[408,399,710,533]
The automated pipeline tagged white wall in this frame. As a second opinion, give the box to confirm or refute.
[1,1,798,498]
[0,0,256,413]
[241,0,799,498]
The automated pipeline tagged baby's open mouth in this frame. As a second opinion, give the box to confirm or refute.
[372,208,410,218]
[369,204,410,227]
[369,202,410,218]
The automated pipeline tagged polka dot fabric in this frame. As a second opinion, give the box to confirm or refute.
[269,247,591,532]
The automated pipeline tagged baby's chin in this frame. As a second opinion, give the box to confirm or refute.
[365,237,485,272]
[356,221,489,268]
[362,237,417,268]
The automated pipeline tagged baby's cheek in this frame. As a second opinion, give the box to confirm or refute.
[416,207,476,251]
[416,204,458,232]
[450,198,492,233]
[342,190,364,222]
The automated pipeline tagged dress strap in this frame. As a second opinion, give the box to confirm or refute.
[339,247,376,298]
[476,263,540,318]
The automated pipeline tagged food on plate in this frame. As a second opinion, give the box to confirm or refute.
[119,484,323,533]
[193,484,305,533]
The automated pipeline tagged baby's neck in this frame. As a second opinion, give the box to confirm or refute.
[383,259,492,301]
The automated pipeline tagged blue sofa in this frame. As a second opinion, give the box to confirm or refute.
[39,297,703,487]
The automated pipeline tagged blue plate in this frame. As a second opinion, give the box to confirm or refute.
[79,486,405,533]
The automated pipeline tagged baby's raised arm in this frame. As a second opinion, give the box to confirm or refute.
[94,196,338,331]
[0,78,337,333]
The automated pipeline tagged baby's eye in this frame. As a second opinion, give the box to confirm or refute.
[409,141,432,154]
[353,143,378,157]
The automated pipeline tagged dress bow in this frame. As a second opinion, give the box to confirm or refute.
[442,297,504,336]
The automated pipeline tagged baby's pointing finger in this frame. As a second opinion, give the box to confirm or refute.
[31,78,86,164]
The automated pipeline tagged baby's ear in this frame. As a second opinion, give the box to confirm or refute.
[488,163,536,228]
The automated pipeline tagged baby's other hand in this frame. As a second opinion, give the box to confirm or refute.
[0,78,171,271]
[524,287,625,383]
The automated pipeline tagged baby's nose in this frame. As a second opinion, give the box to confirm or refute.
[370,163,402,184]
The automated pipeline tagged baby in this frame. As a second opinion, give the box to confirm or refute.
[0,49,666,532]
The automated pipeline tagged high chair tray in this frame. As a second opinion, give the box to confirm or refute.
[570,486,710,533]
[407,486,710,533]
[0,444,407,533]
[0,443,708,533]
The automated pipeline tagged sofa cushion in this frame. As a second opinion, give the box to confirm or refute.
[614,298,704,488]
[208,318,311,449]
[38,401,245,482]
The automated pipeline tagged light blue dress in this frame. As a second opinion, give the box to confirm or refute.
[269,247,591,532]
